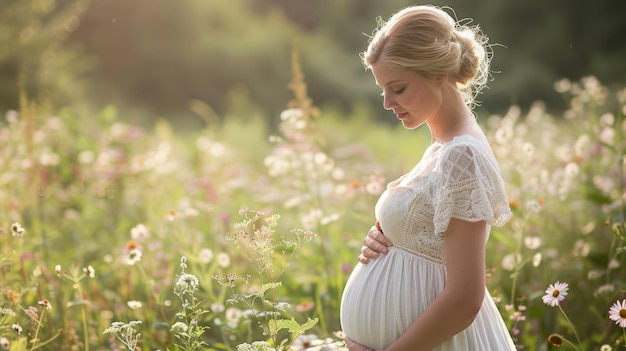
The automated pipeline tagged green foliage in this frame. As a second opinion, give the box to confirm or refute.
[2,50,626,351]
[0,0,92,111]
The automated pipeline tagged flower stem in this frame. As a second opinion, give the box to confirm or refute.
[81,302,90,351]
[557,304,582,349]
[562,337,581,351]
[29,309,46,351]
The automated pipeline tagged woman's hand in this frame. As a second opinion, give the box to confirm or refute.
[358,221,393,264]
[345,336,379,351]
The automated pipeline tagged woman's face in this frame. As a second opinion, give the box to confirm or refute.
[370,62,442,130]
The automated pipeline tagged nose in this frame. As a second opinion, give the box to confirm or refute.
[382,94,394,110]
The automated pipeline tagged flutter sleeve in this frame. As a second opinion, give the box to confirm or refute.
[433,141,512,238]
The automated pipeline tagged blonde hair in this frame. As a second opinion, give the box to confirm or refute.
[362,5,491,108]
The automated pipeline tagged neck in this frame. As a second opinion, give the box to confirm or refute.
[426,84,474,143]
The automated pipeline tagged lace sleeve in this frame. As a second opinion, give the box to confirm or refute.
[433,142,512,238]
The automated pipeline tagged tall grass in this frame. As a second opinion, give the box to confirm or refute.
[1,55,625,350]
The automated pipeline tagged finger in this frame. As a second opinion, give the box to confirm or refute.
[361,246,381,259]
[364,235,389,255]
[370,229,393,247]
[375,220,383,233]
[358,253,371,264]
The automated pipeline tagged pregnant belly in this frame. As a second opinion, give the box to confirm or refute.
[339,248,446,350]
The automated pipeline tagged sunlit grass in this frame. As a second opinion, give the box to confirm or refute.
[1,69,626,350]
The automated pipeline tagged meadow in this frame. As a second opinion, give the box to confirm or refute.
[2,56,626,350]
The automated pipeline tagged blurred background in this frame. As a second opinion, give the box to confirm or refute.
[2,0,625,130]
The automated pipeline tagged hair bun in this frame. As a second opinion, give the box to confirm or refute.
[362,5,492,108]
[452,29,484,85]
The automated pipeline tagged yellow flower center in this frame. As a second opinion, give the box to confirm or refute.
[552,290,560,297]
[620,308,626,318]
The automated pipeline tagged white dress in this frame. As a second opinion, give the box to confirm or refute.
[340,135,516,350]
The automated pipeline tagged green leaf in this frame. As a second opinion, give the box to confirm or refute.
[267,317,318,334]
[226,294,247,304]
[259,282,282,295]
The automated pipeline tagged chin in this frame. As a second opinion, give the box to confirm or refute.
[401,121,421,130]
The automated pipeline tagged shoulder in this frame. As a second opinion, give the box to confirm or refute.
[436,135,502,182]
[438,135,494,165]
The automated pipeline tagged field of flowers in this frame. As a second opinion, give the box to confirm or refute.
[2,54,626,350]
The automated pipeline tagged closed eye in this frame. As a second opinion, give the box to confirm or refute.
[394,87,406,94]
[380,87,406,96]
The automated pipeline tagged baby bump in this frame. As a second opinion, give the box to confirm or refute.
[340,249,445,349]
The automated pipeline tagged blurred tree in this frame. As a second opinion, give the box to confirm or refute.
[69,0,303,122]
[259,0,626,114]
[0,0,91,112]
[3,0,624,121]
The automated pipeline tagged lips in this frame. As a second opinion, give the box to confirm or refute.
[395,112,408,119]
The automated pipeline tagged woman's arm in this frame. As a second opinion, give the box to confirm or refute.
[385,218,487,351]
[359,221,393,264]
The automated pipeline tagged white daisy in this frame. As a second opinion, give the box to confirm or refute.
[609,299,626,328]
[542,281,569,307]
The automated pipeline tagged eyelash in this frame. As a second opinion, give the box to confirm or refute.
[380,87,406,96]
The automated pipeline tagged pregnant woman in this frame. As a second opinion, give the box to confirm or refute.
[339,5,517,351]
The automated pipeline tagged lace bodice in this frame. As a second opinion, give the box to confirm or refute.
[374,135,511,264]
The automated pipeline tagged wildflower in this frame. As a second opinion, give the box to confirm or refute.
[127,300,143,310]
[291,334,319,350]
[170,322,188,335]
[542,281,569,307]
[55,264,62,276]
[83,265,95,278]
[532,252,542,267]
[365,176,385,195]
[296,300,315,312]
[608,258,621,270]
[24,306,38,320]
[12,323,22,335]
[596,284,616,296]
[38,299,52,310]
[225,307,243,322]
[501,253,521,271]
[237,341,273,351]
[0,336,9,350]
[103,320,142,351]
[130,224,150,241]
[524,236,541,250]
[165,209,178,221]
[198,248,214,263]
[601,345,612,351]
[6,289,20,303]
[210,303,225,313]
[125,240,139,250]
[0,308,16,317]
[126,248,142,265]
[10,222,25,237]
[174,273,199,295]
[78,150,95,164]
[216,253,230,268]
[547,333,563,346]
[609,299,626,328]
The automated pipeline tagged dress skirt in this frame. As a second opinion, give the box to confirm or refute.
[340,247,516,350]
